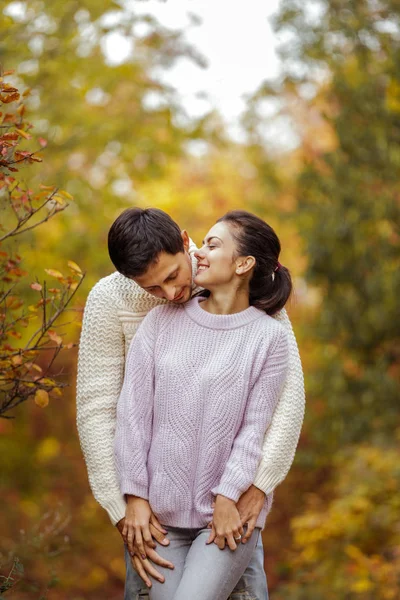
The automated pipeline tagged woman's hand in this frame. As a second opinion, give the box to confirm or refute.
[206,494,244,550]
[123,496,153,559]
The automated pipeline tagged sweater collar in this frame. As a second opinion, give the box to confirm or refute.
[184,297,264,330]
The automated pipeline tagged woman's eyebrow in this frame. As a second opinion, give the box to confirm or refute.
[202,236,222,245]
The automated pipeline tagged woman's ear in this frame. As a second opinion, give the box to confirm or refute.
[235,255,256,276]
[181,230,190,252]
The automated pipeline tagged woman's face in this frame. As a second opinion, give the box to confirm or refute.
[194,222,239,288]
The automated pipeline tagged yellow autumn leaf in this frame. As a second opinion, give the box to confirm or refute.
[67,260,82,275]
[44,268,64,280]
[15,127,31,139]
[34,389,49,408]
[59,189,74,200]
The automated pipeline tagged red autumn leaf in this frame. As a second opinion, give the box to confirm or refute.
[38,137,47,147]
[0,92,20,103]
[30,282,42,291]
[48,330,63,345]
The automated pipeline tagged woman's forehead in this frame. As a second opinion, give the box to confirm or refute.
[204,221,233,242]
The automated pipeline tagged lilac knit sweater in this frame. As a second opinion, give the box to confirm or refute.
[114,297,288,529]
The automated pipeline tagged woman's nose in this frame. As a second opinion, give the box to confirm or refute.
[194,248,205,260]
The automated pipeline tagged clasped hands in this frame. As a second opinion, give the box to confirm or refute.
[117,485,265,588]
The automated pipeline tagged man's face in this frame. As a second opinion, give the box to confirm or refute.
[133,233,193,303]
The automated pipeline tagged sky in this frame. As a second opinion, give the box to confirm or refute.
[106,0,285,142]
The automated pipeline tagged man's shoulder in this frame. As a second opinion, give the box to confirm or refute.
[86,271,164,313]
[256,311,288,343]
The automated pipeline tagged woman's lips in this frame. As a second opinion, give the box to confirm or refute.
[174,289,185,301]
[197,265,209,272]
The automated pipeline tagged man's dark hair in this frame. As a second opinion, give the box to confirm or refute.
[108,207,184,277]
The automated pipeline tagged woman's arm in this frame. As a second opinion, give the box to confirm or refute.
[114,310,158,500]
[114,309,159,557]
[212,324,289,507]
[253,307,305,494]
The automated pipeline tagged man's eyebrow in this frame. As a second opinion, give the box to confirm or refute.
[201,235,222,245]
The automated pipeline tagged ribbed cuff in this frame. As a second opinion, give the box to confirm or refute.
[103,494,127,526]
[121,481,149,501]
[213,482,242,503]
[253,460,281,496]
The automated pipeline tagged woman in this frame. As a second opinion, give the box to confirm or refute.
[114,210,292,600]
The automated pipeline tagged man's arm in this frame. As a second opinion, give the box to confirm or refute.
[253,307,305,494]
[76,280,126,525]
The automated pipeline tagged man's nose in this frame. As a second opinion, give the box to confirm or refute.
[163,286,176,301]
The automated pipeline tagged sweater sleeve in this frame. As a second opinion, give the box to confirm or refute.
[114,310,157,500]
[253,307,305,495]
[76,282,127,525]
[214,326,289,502]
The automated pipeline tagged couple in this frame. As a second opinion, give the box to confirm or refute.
[76,208,305,600]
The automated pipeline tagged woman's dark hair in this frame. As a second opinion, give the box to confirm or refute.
[108,207,184,277]
[218,210,292,315]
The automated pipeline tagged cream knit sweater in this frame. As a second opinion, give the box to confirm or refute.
[76,245,305,525]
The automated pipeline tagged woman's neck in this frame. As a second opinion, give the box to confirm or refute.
[200,287,250,315]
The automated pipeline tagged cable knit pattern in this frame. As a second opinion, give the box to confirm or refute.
[114,298,288,529]
[76,243,305,526]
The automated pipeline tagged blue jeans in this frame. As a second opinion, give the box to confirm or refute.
[124,530,268,600]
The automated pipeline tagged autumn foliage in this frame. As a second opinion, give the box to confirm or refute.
[0,71,83,417]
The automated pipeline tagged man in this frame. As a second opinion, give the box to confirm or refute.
[76,207,305,599]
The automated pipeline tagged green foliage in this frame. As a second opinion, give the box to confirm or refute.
[269,0,400,448]
[246,1,400,597]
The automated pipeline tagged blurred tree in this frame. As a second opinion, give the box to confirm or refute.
[242,2,400,596]
[275,442,400,600]
[0,0,216,285]
[251,0,400,450]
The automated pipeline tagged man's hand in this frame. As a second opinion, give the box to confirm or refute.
[207,494,243,550]
[116,512,174,587]
[236,484,265,543]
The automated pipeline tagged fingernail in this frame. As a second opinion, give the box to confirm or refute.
[161,538,169,545]
[141,554,146,559]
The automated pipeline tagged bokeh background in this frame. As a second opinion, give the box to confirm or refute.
[1,0,399,598]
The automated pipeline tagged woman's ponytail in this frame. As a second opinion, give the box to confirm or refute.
[217,211,292,316]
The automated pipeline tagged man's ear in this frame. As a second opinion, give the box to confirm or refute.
[181,230,190,252]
